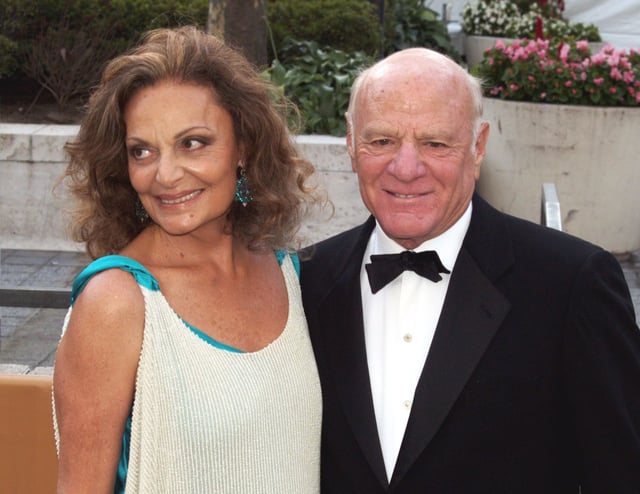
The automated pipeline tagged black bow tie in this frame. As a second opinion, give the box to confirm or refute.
[365,250,450,294]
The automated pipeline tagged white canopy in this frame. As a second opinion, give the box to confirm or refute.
[564,0,640,50]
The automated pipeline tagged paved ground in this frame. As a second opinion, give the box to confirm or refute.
[0,249,87,373]
[1,247,640,374]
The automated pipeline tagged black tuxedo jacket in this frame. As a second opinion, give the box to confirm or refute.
[300,195,640,493]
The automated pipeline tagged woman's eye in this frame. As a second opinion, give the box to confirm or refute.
[183,138,207,150]
[130,147,151,160]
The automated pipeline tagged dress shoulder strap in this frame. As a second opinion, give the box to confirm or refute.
[70,255,159,304]
[275,250,300,278]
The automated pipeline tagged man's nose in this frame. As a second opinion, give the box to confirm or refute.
[388,141,426,181]
[155,153,184,187]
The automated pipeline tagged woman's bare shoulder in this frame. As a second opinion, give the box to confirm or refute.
[75,267,144,318]
[62,267,145,354]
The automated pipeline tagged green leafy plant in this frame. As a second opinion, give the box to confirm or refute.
[266,39,372,136]
[475,38,640,106]
[385,0,460,60]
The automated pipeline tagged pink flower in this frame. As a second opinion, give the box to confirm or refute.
[510,84,519,91]
[510,47,528,61]
[538,39,550,51]
[607,53,621,67]
[610,87,617,94]
[576,40,589,52]
[610,67,622,80]
[623,71,635,84]
[593,77,604,86]
[540,92,547,99]
[559,43,570,62]
[565,80,573,87]
[619,57,632,70]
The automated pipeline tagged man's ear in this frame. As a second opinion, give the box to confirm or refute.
[345,112,356,172]
[473,122,490,180]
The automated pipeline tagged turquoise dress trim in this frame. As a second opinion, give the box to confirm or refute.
[71,255,159,304]
[69,251,297,493]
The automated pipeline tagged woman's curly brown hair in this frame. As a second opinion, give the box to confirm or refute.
[64,26,318,259]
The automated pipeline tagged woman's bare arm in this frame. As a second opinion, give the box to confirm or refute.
[53,268,144,494]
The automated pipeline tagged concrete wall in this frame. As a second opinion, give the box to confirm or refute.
[0,124,368,251]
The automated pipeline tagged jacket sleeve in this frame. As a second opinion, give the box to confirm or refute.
[563,249,640,493]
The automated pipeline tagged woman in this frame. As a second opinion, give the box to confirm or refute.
[53,26,321,493]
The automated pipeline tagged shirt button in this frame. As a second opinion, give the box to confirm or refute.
[403,400,412,409]
[403,333,413,342]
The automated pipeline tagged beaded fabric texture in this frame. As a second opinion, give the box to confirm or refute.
[52,255,321,493]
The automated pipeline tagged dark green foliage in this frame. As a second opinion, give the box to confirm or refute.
[2,0,461,133]
[267,39,373,136]
[0,0,208,47]
[0,0,207,104]
[0,35,18,79]
[107,0,208,46]
[264,0,459,135]
[267,0,382,60]
[385,0,460,60]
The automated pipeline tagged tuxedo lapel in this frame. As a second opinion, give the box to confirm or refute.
[314,218,389,488]
[390,196,513,486]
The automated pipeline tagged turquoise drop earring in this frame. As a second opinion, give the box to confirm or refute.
[234,165,252,207]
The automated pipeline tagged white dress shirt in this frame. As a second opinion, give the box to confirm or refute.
[360,204,472,480]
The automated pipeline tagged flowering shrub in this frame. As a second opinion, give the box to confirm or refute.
[505,4,601,41]
[461,0,519,37]
[513,0,564,19]
[461,0,600,41]
[475,38,640,106]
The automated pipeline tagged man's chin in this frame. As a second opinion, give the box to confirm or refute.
[377,222,436,249]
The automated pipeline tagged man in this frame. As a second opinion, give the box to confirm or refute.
[300,47,640,492]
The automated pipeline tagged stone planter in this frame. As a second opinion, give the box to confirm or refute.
[589,41,607,53]
[476,98,640,255]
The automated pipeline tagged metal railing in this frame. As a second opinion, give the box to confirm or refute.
[541,182,563,231]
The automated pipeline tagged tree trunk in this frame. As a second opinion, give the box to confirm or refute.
[207,0,268,68]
